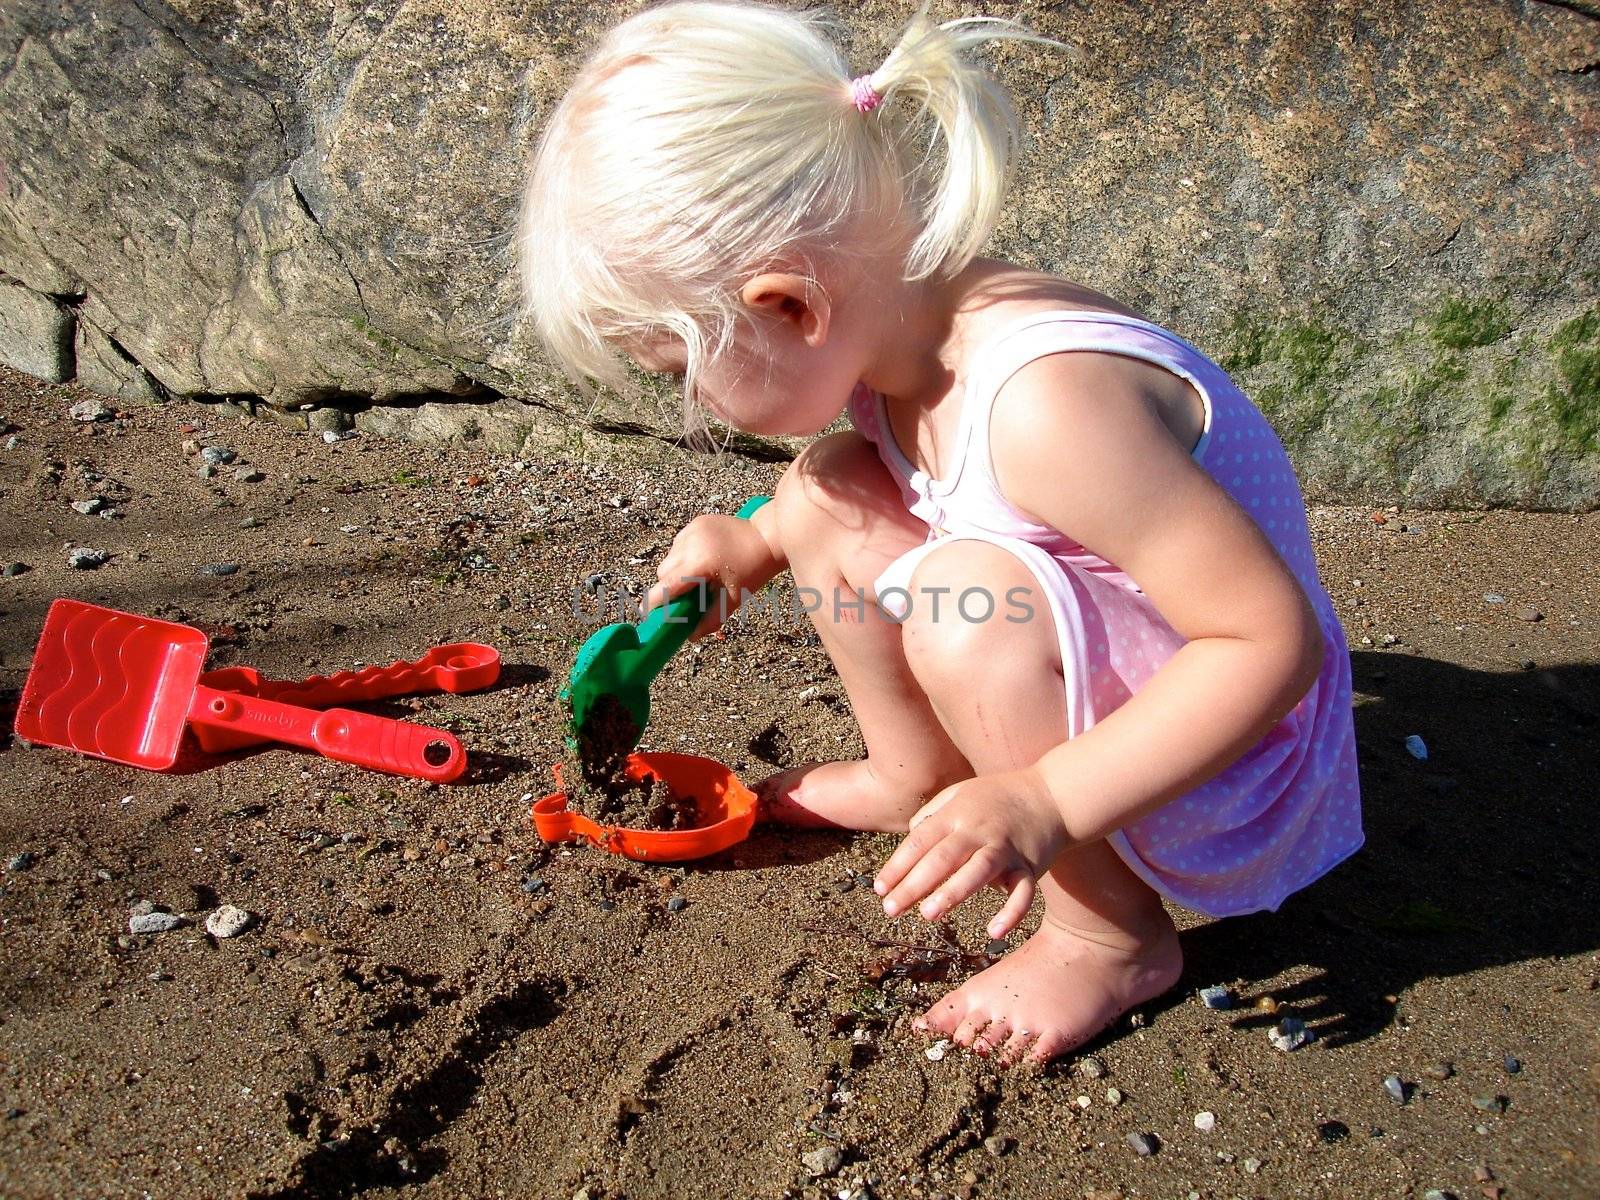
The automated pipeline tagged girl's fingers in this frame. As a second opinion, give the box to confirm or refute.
[985,871,1036,940]
[881,836,974,919]
[917,849,1006,922]
[874,817,944,898]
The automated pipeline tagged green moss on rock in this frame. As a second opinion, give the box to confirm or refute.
[1431,296,1512,350]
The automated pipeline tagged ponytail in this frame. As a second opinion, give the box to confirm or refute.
[857,3,1067,280]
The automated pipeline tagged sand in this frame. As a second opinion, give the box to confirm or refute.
[0,363,1596,1199]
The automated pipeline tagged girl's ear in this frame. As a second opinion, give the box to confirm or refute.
[739,272,831,347]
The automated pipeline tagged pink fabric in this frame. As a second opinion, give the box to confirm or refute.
[847,310,1363,917]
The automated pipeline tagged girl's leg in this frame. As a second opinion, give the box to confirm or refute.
[898,539,1184,1064]
[757,432,973,832]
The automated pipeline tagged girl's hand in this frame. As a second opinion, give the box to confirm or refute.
[642,512,784,639]
[874,767,1067,940]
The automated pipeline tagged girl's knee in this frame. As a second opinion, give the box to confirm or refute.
[901,540,1060,687]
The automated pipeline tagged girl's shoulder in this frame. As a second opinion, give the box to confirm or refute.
[950,265,1150,349]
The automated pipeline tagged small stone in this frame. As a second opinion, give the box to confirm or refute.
[1268,1017,1315,1052]
[6,852,36,872]
[1193,1110,1216,1133]
[1254,995,1280,1014]
[68,547,109,569]
[1076,1056,1106,1080]
[520,875,547,894]
[1383,1075,1408,1104]
[197,463,215,479]
[1516,605,1543,623]
[1198,985,1231,1009]
[1243,1157,1262,1174]
[129,911,184,935]
[4,435,19,450]
[233,466,265,483]
[1422,1191,1455,1200]
[985,938,1009,958]
[204,905,253,938]
[1075,1094,1091,1109]
[2,561,28,576]
[1404,734,1429,761]
[199,562,240,577]
[1125,1132,1158,1157]
[925,1039,951,1062]
[129,899,156,917]
[70,398,113,422]
[322,429,354,443]
[801,1145,844,1177]
[1423,1061,1455,1080]
[982,1134,1012,1158]
[1503,1055,1521,1075]
[1473,1166,1494,1183]
[199,445,236,466]
[666,896,687,912]
[1471,1094,1508,1114]
[1482,592,1506,605]
[1105,1087,1123,1106]
[240,515,265,529]
[71,497,106,515]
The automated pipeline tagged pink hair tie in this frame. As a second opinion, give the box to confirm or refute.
[850,74,883,114]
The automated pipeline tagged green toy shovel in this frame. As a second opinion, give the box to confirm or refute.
[563,495,772,751]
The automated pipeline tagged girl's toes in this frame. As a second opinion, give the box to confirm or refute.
[916,995,968,1038]
[1028,1027,1074,1064]
[971,1017,1012,1056]
[996,1027,1036,1067]
[952,1012,993,1048]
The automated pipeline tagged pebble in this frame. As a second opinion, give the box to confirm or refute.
[1268,1017,1316,1052]
[199,446,237,466]
[1422,1191,1455,1200]
[199,563,240,577]
[985,938,1009,958]
[1199,984,1231,1009]
[520,875,547,894]
[322,429,354,443]
[204,905,253,938]
[666,896,687,912]
[1125,1132,1159,1157]
[801,1145,844,1177]
[1517,605,1543,623]
[4,435,18,450]
[233,466,265,483]
[197,463,215,479]
[1423,1061,1455,1081]
[1482,593,1506,605]
[1471,1095,1508,1114]
[129,911,185,935]
[240,515,265,529]
[1193,1110,1216,1132]
[7,851,36,872]
[68,547,109,569]
[1383,1075,1408,1104]
[924,1040,951,1062]
[71,497,106,515]
[1076,1055,1106,1080]
[70,398,113,422]
[1105,1087,1123,1106]
[1243,1157,1262,1174]
[3,561,28,576]
[1503,1055,1521,1075]
[982,1134,1012,1157]
[1075,1095,1092,1109]
[1404,734,1429,761]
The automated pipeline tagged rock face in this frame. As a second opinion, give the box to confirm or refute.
[1,1,1595,507]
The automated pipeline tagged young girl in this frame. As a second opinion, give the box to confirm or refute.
[519,0,1362,1064]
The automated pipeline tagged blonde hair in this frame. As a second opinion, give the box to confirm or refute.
[518,0,1060,431]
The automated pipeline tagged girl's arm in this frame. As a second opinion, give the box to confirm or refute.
[875,351,1325,929]
[995,350,1325,843]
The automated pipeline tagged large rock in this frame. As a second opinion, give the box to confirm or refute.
[0,1,1595,507]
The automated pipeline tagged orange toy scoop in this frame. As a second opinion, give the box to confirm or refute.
[530,752,757,862]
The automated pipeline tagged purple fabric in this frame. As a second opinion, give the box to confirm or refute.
[848,310,1362,917]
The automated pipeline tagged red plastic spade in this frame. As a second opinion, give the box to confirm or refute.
[14,599,465,782]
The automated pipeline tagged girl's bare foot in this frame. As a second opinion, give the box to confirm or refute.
[756,759,946,833]
[913,907,1183,1064]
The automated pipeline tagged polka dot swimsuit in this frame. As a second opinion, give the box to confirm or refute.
[848,310,1363,917]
